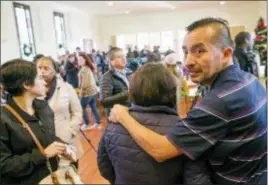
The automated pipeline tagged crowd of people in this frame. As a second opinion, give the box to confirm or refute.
[0,17,267,185]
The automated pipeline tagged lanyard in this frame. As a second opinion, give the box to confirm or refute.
[189,85,206,111]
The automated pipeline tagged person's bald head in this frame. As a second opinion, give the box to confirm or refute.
[186,17,233,49]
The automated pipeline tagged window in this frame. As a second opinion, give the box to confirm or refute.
[124,34,137,50]
[115,31,174,53]
[116,35,125,52]
[149,32,161,49]
[53,12,67,56]
[137,32,149,50]
[160,31,174,52]
[13,2,36,61]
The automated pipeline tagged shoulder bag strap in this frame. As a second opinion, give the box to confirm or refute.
[4,104,60,184]
[4,104,46,156]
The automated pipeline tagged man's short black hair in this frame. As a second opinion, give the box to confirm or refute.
[147,52,159,62]
[1,59,37,96]
[234,31,251,47]
[186,17,233,48]
[76,47,81,50]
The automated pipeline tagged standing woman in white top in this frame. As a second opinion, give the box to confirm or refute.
[36,56,83,163]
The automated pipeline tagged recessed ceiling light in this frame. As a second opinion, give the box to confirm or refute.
[107,1,114,6]
[124,10,130,14]
[220,1,226,5]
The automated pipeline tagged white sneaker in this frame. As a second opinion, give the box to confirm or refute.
[87,123,98,130]
[80,124,89,131]
[97,124,102,130]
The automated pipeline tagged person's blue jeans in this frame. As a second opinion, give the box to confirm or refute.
[80,95,100,125]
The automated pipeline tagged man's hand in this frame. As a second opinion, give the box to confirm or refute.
[108,104,182,162]
[108,104,129,123]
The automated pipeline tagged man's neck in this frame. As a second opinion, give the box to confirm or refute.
[202,75,218,87]
[202,62,234,87]
[243,48,248,53]
[238,46,248,53]
[114,67,124,73]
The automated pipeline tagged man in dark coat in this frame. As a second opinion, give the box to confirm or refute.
[99,47,130,118]
[234,31,255,74]
[65,54,79,88]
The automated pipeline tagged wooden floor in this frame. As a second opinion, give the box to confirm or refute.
[78,107,109,184]
[78,98,192,184]
[78,129,108,184]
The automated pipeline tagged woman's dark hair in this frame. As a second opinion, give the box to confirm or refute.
[33,54,44,63]
[1,59,37,96]
[129,62,177,108]
[79,52,95,72]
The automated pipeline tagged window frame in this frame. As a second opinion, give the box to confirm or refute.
[13,2,37,59]
[53,11,67,55]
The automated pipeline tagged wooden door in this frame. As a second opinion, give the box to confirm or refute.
[110,35,117,47]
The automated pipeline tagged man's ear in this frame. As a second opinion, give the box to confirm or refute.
[222,47,233,65]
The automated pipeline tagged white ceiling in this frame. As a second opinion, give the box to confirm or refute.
[53,1,258,16]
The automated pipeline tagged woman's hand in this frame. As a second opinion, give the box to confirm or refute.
[44,141,66,158]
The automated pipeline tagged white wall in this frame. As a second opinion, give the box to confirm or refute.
[1,1,266,62]
[96,1,267,50]
[1,1,98,64]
